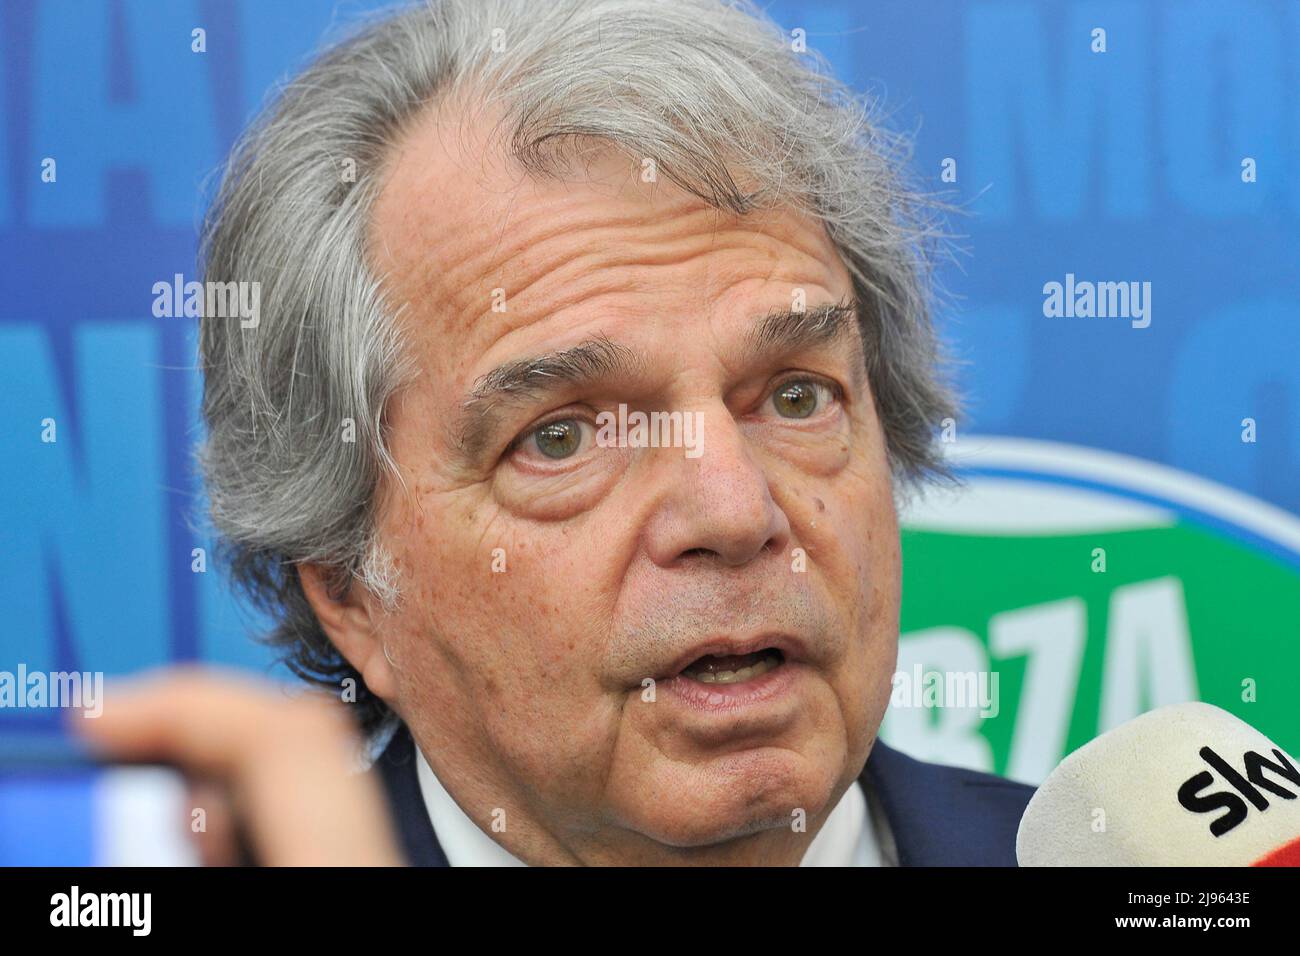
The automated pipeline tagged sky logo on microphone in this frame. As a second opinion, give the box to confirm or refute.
[1177,746,1300,837]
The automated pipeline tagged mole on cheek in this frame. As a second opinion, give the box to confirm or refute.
[814,497,826,513]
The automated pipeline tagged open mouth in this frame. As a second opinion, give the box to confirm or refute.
[679,648,784,685]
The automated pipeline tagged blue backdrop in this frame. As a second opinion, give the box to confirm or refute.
[2,0,1297,736]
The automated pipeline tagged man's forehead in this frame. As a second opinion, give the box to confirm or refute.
[368,98,856,397]
[370,96,676,313]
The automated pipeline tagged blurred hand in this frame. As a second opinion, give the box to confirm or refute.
[71,667,405,867]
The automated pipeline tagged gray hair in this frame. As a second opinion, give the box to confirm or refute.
[198,0,959,731]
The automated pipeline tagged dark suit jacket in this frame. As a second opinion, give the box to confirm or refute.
[373,724,1035,866]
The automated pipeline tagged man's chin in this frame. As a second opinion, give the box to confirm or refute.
[616,745,843,851]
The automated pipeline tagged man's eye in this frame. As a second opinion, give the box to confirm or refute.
[518,418,590,460]
[769,379,837,419]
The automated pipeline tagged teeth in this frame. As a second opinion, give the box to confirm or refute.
[684,653,780,685]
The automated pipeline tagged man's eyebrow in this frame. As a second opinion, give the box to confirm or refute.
[743,297,867,375]
[453,335,643,460]
[451,299,866,464]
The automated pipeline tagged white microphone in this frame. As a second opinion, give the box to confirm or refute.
[1017,702,1300,866]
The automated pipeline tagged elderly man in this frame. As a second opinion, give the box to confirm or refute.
[92,0,1031,866]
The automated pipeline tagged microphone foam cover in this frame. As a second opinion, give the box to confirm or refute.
[1017,702,1300,866]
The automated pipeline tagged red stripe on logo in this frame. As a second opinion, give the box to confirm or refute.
[1252,836,1300,867]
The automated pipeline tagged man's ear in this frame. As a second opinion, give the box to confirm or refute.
[298,563,398,703]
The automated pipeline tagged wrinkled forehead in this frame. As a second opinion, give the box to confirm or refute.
[369,97,850,340]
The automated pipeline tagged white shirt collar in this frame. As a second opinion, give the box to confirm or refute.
[414,746,894,866]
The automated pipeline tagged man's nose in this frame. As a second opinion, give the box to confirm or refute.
[642,406,792,569]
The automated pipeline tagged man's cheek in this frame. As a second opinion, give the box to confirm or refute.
[413,544,606,694]
[476,677,625,800]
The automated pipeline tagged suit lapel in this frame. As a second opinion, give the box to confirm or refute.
[372,723,450,867]
[860,739,1029,866]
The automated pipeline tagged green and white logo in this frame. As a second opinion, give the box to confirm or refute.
[883,436,1300,784]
